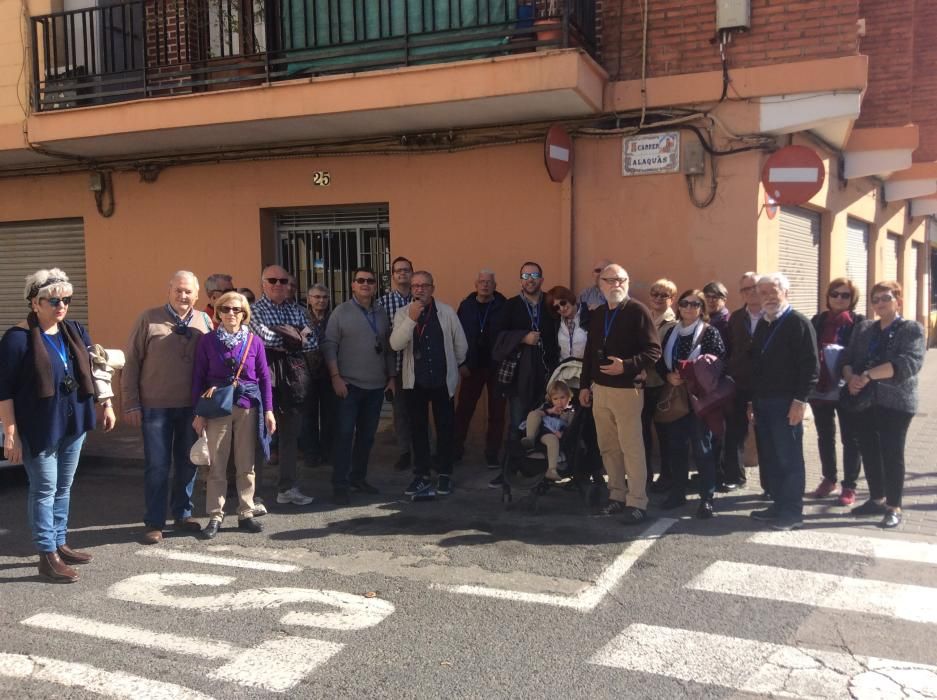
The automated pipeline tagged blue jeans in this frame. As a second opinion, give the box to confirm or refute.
[753,397,805,516]
[22,432,87,553]
[332,384,385,489]
[141,407,198,529]
[666,413,716,500]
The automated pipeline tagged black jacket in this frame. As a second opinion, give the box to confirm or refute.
[750,307,819,402]
[456,291,507,370]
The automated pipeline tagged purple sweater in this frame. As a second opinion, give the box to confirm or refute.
[192,331,273,411]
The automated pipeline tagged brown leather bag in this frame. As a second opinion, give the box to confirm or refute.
[654,383,690,423]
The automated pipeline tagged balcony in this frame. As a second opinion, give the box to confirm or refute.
[30,0,597,112]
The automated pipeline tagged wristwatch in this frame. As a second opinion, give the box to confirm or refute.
[862,370,872,381]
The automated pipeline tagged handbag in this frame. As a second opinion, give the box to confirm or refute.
[190,431,211,466]
[194,334,253,418]
[654,383,690,423]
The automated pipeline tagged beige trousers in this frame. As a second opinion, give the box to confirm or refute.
[206,406,257,519]
[592,384,648,509]
[525,409,561,474]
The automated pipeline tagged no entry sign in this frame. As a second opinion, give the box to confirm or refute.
[544,125,573,182]
[761,145,826,205]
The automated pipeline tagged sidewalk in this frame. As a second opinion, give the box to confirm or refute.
[82,350,937,535]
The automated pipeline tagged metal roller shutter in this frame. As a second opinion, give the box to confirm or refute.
[845,219,870,315]
[908,243,920,321]
[779,207,820,315]
[0,219,88,336]
[883,234,900,285]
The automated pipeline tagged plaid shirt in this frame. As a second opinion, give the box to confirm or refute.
[250,295,318,351]
[380,288,411,372]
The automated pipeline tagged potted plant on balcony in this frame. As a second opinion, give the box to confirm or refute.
[534,0,562,45]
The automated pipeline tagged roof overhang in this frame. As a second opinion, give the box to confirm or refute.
[843,126,919,179]
[885,163,937,203]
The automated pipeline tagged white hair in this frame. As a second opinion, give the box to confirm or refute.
[169,270,199,290]
[757,272,790,292]
[478,268,496,280]
[308,283,330,296]
[412,270,434,286]
[602,264,629,280]
[740,271,759,282]
[205,273,233,292]
[24,268,73,305]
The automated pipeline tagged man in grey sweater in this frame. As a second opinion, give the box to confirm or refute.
[321,267,396,505]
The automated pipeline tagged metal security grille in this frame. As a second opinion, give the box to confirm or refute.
[883,234,900,286]
[846,218,870,315]
[778,207,820,315]
[276,205,390,307]
[908,242,921,322]
[0,219,88,336]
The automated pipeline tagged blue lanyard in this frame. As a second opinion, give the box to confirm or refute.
[524,297,541,331]
[603,303,622,342]
[352,298,379,336]
[42,330,69,370]
[760,306,793,355]
[477,300,493,333]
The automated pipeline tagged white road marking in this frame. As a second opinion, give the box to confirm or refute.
[137,548,301,572]
[590,624,937,699]
[108,572,395,629]
[0,651,213,700]
[21,613,343,693]
[434,518,677,610]
[688,561,937,624]
[750,529,937,566]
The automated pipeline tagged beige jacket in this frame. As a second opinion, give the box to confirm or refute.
[390,300,468,398]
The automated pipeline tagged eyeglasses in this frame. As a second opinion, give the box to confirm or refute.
[354,277,377,285]
[829,291,852,300]
[520,272,542,280]
[871,292,895,304]
[739,285,756,294]
[553,300,569,311]
[218,306,243,314]
[44,296,72,307]
[411,283,433,289]
[601,277,628,286]
[678,299,703,308]
[704,294,724,301]
[265,277,290,286]
[650,291,671,299]
[393,267,412,274]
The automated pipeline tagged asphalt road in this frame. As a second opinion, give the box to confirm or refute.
[1,459,936,699]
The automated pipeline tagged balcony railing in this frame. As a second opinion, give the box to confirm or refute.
[30,0,597,111]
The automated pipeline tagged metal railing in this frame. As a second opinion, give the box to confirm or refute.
[30,0,597,111]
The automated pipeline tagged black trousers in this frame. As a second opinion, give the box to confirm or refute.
[642,385,671,483]
[721,390,752,486]
[406,383,455,477]
[809,401,862,489]
[854,405,913,508]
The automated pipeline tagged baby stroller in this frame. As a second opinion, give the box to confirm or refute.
[500,359,605,512]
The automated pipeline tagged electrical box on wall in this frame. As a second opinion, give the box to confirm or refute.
[716,0,750,32]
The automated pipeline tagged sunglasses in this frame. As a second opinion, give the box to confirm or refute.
[553,300,569,311]
[44,296,72,307]
[355,277,377,285]
[871,293,895,304]
[218,306,243,314]
[265,277,290,285]
[650,291,671,299]
[520,272,542,280]
[678,299,703,308]
[829,291,852,300]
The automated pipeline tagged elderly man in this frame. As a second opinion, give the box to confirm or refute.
[722,272,763,493]
[322,268,395,505]
[301,283,334,467]
[391,271,468,497]
[123,271,214,545]
[250,264,317,506]
[380,256,414,471]
[579,258,612,310]
[204,273,235,326]
[453,269,507,467]
[580,265,661,524]
[749,273,818,531]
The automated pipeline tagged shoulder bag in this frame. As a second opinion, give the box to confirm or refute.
[195,334,253,418]
[654,383,690,423]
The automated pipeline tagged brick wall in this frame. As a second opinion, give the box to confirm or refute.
[600,0,860,81]
[910,0,937,162]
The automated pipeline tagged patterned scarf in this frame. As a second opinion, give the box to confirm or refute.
[216,325,248,350]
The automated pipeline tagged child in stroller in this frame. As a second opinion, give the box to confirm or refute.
[520,381,575,480]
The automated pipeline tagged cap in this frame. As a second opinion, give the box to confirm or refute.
[703,281,728,299]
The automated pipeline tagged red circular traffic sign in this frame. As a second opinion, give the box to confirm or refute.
[761,145,825,205]
[544,125,573,183]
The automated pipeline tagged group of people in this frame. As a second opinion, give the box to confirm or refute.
[0,258,925,584]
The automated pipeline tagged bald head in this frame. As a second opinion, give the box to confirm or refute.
[261,264,291,304]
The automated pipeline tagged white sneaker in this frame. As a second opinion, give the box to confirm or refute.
[276,487,314,505]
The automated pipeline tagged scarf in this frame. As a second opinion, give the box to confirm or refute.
[27,312,95,399]
[216,325,248,350]
[663,319,704,371]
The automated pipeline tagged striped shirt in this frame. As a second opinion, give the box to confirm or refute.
[380,289,411,372]
[250,295,318,351]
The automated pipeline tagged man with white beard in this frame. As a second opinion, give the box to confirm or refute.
[580,265,661,524]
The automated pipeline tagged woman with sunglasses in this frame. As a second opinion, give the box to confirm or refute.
[0,268,116,583]
[807,278,865,505]
[546,286,589,362]
[656,289,726,518]
[192,292,276,539]
[841,281,924,529]
[644,279,678,493]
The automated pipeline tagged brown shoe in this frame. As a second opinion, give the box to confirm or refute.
[173,517,202,532]
[141,528,163,545]
[57,544,93,565]
[38,552,79,583]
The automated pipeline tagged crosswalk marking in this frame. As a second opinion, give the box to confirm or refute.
[589,624,937,699]
[137,548,301,572]
[688,560,937,624]
[750,530,937,566]
[0,651,214,700]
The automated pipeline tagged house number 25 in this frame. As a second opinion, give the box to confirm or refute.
[313,171,331,186]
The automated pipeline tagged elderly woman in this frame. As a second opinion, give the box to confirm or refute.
[841,281,925,529]
[657,289,726,519]
[301,283,335,467]
[192,292,276,539]
[0,268,116,583]
[545,285,589,362]
[807,277,865,506]
[644,278,678,493]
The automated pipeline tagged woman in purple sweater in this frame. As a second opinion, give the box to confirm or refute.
[192,292,275,539]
